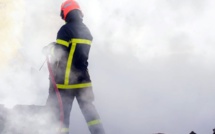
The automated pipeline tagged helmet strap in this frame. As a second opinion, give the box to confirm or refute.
[60,10,64,20]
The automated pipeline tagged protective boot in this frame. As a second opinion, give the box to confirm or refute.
[60,127,69,134]
[88,123,105,134]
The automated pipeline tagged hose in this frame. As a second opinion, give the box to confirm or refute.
[46,56,64,133]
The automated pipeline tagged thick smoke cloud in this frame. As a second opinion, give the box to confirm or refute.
[0,0,215,134]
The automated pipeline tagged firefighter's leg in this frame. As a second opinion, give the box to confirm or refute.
[76,87,105,134]
[59,89,75,134]
[45,82,61,133]
[46,83,74,134]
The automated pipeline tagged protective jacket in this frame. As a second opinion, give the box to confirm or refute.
[52,10,93,89]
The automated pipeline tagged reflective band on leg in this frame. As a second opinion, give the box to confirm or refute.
[87,119,101,126]
[60,127,69,133]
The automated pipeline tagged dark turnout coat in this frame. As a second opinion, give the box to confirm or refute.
[51,10,93,90]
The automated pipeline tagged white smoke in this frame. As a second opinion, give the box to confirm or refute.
[0,0,215,134]
[84,0,215,134]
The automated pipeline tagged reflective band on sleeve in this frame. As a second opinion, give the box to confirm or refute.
[56,39,70,47]
[71,39,91,45]
[64,42,77,85]
[87,119,101,126]
[57,82,92,89]
[50,46,55,56]
[60,127,69,133]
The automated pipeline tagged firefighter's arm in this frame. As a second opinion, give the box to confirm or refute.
[42,42,56,56]
[42,42,59,71]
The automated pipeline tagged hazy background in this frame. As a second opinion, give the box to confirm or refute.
[0,0,215,134]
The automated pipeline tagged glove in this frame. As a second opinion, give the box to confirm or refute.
[42,42,56,56]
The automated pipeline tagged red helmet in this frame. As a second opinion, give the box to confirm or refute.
[60,0,82,20]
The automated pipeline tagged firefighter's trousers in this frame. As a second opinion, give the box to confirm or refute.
[46,82,105,134]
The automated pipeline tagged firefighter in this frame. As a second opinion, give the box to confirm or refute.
[43,0,105,134]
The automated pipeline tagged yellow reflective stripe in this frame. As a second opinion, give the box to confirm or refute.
[56,39,69,47]
[71,39,91,45]
[50,46,55,56]
[64,42,77,84]
[60,127,69,133]
[56,39,91,47]
[87,119,101,126]
[57,82,92,89]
